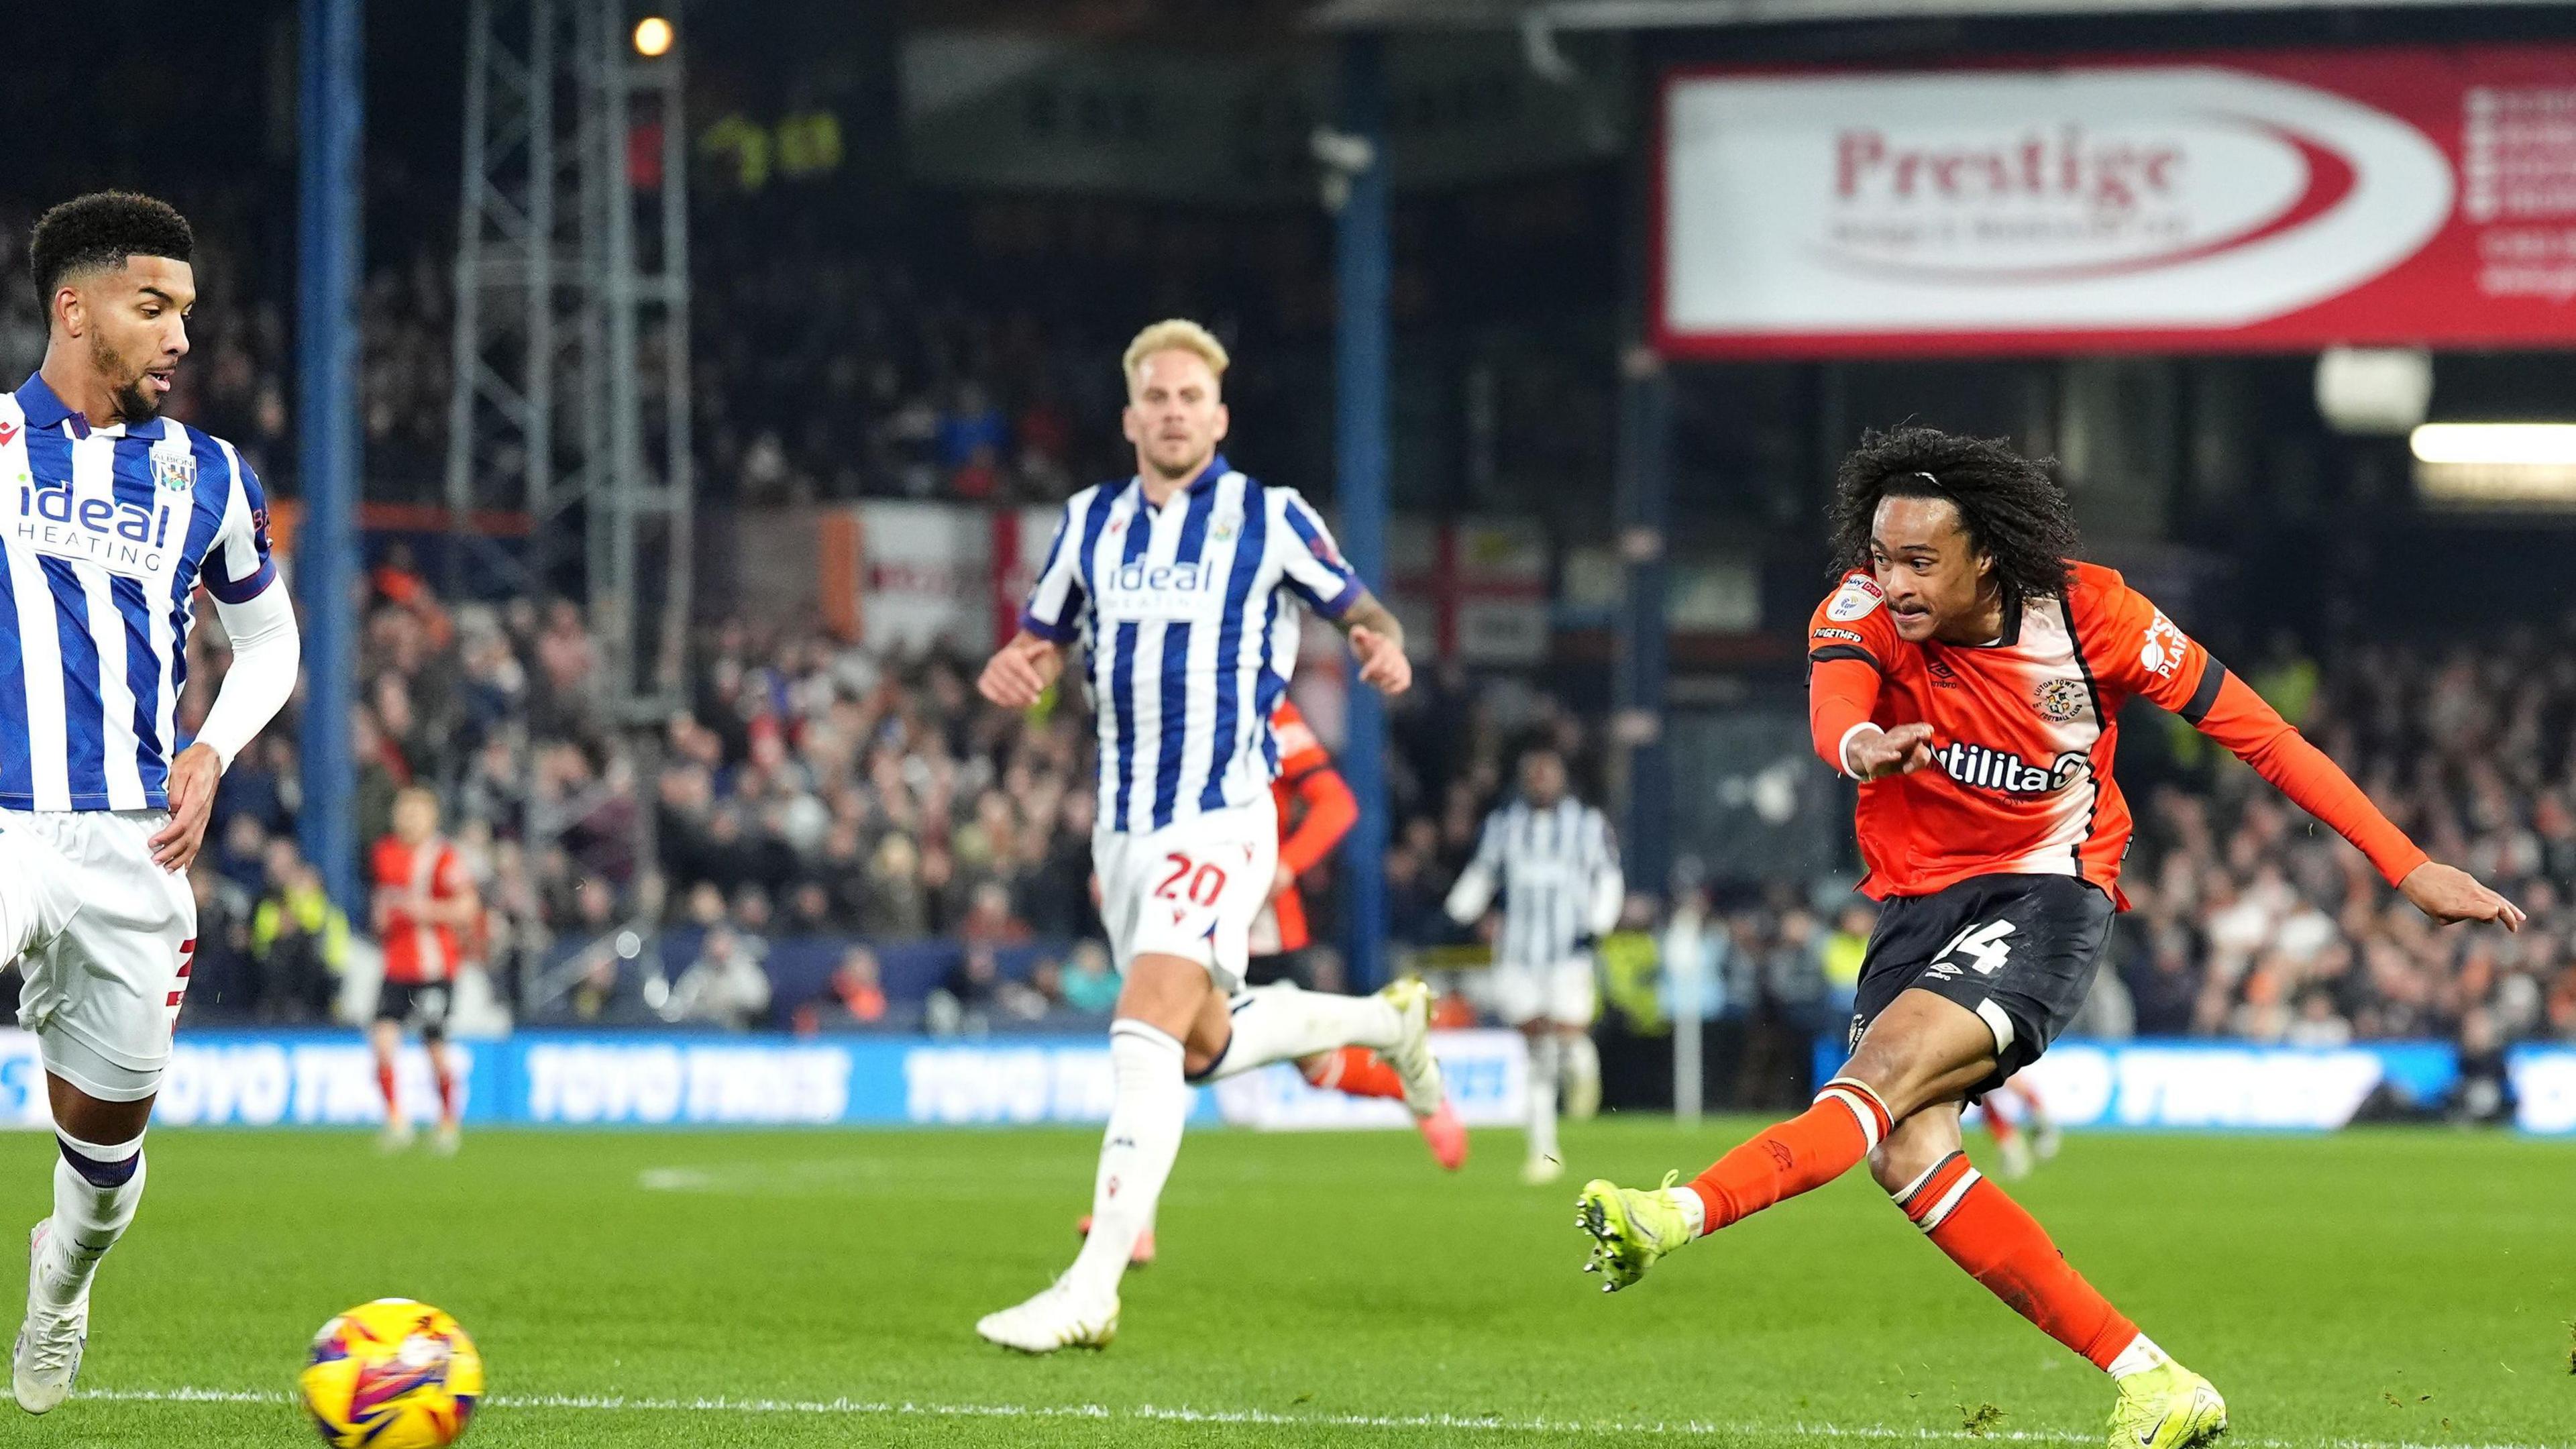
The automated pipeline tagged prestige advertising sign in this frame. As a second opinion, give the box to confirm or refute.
[1658,47,2576,356]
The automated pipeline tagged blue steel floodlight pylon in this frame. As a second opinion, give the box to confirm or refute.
[445,0,692,719]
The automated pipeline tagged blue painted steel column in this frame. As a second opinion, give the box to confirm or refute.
[297,0,364,912]
[1334,34,1392,989]
[1613,353,1671,895]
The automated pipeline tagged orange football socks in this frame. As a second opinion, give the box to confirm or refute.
[1684,1076,1893,1234]
[1896,1150,2139,1371]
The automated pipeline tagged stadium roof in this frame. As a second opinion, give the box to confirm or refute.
[1309,0,2567,28]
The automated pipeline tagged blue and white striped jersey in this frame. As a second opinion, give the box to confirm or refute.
[1450,796,1625,967]
[1020,455,1361,835]
[0,373,278,811]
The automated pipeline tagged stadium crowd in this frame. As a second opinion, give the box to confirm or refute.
[0,198,1136,511]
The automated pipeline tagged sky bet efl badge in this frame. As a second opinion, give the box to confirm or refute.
[152,451,197,492]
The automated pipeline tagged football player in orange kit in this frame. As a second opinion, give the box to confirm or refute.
[370,788,480,1155]
[1254,700,1466,1171]
[1575,428,2520,1449]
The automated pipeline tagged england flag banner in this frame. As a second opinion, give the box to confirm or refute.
[1658,46,2576,356]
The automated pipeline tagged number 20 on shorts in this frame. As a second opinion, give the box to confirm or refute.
[1154,853,1228,908]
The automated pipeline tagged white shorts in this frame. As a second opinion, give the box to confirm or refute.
[1478,957,1599,1028]
[1095,799,1279,995]
[3,809,197,1102]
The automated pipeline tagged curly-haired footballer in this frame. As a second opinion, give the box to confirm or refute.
[1574,427,2519,1449]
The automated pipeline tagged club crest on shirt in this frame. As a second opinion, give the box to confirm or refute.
[1210,510,1242,542]
[151,451,197,492]
[2033,677,2090,724]
[1826,576,1882,622]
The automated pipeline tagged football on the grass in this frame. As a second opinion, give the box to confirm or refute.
[299,1298,484,1448]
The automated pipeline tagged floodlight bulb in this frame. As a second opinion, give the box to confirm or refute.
[633,16,674,58]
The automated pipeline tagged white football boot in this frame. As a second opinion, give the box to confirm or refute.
[1377,979,1446,1118]
[975,1277,1118,1354]
[13,1222,86,1414]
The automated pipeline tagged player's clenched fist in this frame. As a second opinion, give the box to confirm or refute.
[2399,861,2527,931]
[978,631,1061,709]
[1845,722,1934,781]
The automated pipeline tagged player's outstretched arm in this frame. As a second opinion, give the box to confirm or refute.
[1336,590,1411,696]
[977,629,1063,709]
[2184,665,2523,930]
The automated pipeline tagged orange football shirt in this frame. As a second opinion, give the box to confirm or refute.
[1806,561,2426,904]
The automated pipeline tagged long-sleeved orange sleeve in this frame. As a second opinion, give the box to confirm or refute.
[2186,666,2428,886]
[1279,764,1358,877]
[1809,655,1883,777]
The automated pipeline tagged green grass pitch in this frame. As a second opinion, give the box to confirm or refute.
[1,1118,2568,1447]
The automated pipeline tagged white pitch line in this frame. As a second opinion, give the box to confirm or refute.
[69,1386,2550,1449]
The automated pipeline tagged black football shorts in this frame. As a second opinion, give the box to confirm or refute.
[1845,872,2112,1099]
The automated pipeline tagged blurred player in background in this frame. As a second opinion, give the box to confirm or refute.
[1254,699,1465,1171]
[973,319,1437,1353]
[1979,1074,2058,1179]
[1576,427,2522,1449]
[7,194,301,1414]
[1446,743,1622,1185]
[369,787,478,1156]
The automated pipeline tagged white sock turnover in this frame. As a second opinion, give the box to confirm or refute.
[43,1131,147,1309]
[2106,1333,2171,1380]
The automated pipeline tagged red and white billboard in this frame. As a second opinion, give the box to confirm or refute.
[1657,47,2576,357]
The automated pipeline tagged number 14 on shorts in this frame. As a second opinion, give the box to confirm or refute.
[1933,919,2016,977]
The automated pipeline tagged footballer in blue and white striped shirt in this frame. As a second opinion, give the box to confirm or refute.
[5,193,300,1414]
[973,319,1444,1353]
[1445,743,1624,1185]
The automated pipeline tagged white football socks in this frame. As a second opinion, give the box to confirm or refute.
[1525,1033,1562,1167]
[1064,1022,1188,1302]
[2106,1333,2171,1380]
[42,1132,147,1309]
[1197,985,1400,1082]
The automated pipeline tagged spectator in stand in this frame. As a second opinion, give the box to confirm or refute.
[665,925,772,1030]
[996,957,1060,1022]
[1060,941,1120,1016]
[250,847,350,1024]
[1822,902,1872,1021]
[957,880,1028,949]
[184,865,258,1021]
[802,947,889,1032]
[928,945,1003,1036]
[865,833,932,939]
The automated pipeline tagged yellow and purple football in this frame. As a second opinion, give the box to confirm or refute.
[298,1298,484,1448]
